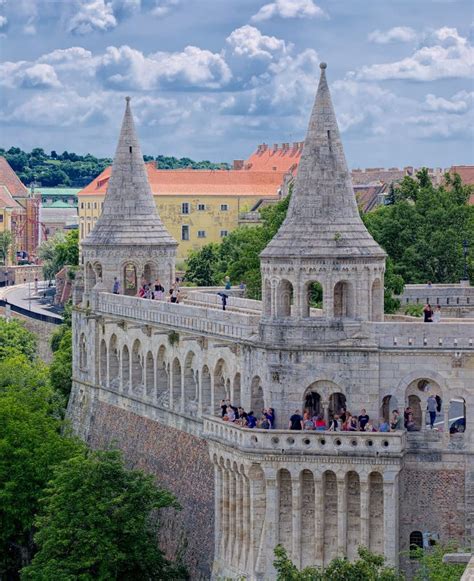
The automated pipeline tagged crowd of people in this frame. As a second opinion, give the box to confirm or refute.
[113,276,182,303]
[220,400,275,429]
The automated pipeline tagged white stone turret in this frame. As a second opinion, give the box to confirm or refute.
[82,97,177,295]
[260,63,386,322]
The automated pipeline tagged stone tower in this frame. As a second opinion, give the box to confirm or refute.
[82,96,177,295]
[260,63,386,323]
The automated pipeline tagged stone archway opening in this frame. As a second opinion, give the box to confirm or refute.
[79,333,87,369]
[201,365,212,415]
[449,398,466,435]
[406,378,443,431]
[156,345,168,405]
[184,351,198,414]
[145,351,154,399]
[109,335,119,388]
[334,280,354,318]
[304,281,324,317]
[123,263,138,296]
[276,279,293,317]
[99,339,107,386]
[85,262,96,291]
[131,339,142,393]
[121,345,130,392]
[328,392,346,420]
[371,278,383,321]
[143,262,158,285]
[381,394,399,423]
[303,389,321,418]
[214,359,228,415]
[250,376,264,414]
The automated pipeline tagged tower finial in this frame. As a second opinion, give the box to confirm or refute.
[125,95,131,103]
[319,62,327,69]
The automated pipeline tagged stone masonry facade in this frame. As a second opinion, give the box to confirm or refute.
[68,64,474,580]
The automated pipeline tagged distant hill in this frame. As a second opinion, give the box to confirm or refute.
[0,147,230,189]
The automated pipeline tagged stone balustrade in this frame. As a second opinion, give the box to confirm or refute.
[203,417,406,457]
[373,321,474,350]
[94,291,260,340]
[185,290,262,312]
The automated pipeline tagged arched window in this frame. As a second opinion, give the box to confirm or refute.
[304,281,324,317]
[131,340,142,392]
[304,389,321,417]
[232,373,241,407]
[250,376,264,413]
[183,352,198,413]
[79,334,87,369]
[276,279,293,317]
[334,280,354,318]
[143,262,157,285]
[122,345,130,392]
[156,345,168,405]
[85,263,96,291]
[171,357,182,411]
[409,531,423,556]
[449,398,466,435]
[328,392,346,420]
[381,394,399,423]
[201,365,212,415]
[99,339,107,386]
[263,279,272,317]
[123,263,137,296]
[407,394,422,430]
[145,351,154,399]
[109,335,119,389]
[213,359,227,415]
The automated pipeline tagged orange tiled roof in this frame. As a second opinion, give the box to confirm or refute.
[242,142,303,172]
[0,157,29,198]
[0,185,22,210]
[79,163,287,197]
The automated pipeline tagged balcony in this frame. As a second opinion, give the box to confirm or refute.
[203,417,406,457]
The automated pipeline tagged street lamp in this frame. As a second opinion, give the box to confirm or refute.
[462,239,469,281]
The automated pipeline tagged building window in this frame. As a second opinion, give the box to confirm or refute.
[220,230,228,238]
[94,202,97,209]
[87,202,91,209]
[181,225,190,241]
[181,202,190,214]
[81,202,84,209]
[0,215,3,223]
[197,203,206,211]
[87,223,91,233]
[101,202,104,210]
[197,230,206,238]
[409,531,423,556]
[220,204,229,211]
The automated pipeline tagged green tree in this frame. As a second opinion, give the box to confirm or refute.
[273,545,403,580]
[37,230,79,280]
[22,449,187,581]
[0,360,83,576]
[411,544,467,581]
[0,318,37,361]
[0,231,12,265]
[49,327,72,399]
[186,243,220,286]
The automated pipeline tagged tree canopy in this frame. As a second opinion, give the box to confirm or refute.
[0,146,228,188]
[0,318,37,361]
[37,230,79,280]
[22,449,187,581]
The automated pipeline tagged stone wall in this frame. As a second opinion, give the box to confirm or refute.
[85,399,215,580]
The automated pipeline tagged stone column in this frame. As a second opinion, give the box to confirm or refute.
[337,473,347,556]
[359,476,370,549]
[383,472,400,567]
[421,408,427,430]
[222,467,229,560]
[228,469,236,565]
[291,473,302,568]
[197,370,203,417]
[214,462,222,561]
[169,363,174,409]
[263,474,279,578]
[322,400,329,425]
[234,471,242,568]
[210,375,215,416]
[314,472,324,567]
[241,474,250,571]
[443,406,450,433]
[180,367,185,413]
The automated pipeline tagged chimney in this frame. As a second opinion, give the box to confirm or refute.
[233,160,244,170]
[273,143,279,151]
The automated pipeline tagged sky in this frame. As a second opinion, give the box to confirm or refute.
[0,0,473,168]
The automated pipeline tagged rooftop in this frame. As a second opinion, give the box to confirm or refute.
[0,157,29,199]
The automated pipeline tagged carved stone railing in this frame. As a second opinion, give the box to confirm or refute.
[372,321,474,350]
[203,417,406,457]
[94,291,260,340]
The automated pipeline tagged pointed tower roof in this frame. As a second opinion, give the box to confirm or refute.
[261,63,385,259]
[82,97,177,248]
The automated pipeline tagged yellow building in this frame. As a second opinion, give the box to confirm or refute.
[78,148,302,261]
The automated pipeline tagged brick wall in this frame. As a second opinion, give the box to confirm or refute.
[86,400,214,580]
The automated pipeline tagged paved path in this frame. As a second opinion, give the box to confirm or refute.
[0,282,63,321]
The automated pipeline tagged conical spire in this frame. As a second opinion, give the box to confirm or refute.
[261,63,385,258]
[83,97,177,247]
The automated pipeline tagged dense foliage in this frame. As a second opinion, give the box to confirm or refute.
[0,231,12,265]
[186,172,474,312]
[0,146,228,188]
[22,449,187,581]
[273,545,403,580]
[411,544,467,581]
[0,318,37,361]
[363,170,474,284]
[37,230,79,280]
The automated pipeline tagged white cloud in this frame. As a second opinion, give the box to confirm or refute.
[68,0,117,34]
[423,91,473,114]
[149,0,180,17]
[354,27,473,81]
[368,26,417,44]
[251,0,326,22]
[97,44,232,89]
[226,25,288,60]
[0,14,7,30]
[0,61,61,89]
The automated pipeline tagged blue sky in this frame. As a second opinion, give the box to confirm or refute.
[0,0,472,167]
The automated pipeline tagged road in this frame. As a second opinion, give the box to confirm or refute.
[0,282,63,322]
